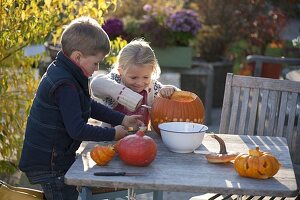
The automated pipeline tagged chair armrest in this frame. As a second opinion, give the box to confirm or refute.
[246,55,300,77]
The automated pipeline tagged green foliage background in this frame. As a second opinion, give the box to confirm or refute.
[0,0,119,175]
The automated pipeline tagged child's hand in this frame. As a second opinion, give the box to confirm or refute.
[122,115,144,130]
[114,125,128,140]
[159,86,175,98]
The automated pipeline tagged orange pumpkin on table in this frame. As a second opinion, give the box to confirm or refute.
[234,146,281,179]
[90,145,116,166]
[150,90,205,135]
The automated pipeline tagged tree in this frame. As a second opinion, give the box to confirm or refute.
[0,0,117,176]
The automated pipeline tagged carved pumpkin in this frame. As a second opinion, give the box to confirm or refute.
[90,145,116,166]
[118,130,157,166]
[234,146,281,179]
[150,90,205,134]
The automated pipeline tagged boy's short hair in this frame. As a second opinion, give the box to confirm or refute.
[61,16,110,57]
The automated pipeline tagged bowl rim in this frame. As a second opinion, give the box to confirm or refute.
[158,122,208,134]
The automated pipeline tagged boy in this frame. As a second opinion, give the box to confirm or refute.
[19,17,143,200]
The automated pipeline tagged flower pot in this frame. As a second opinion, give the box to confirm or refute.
[261,63,282,79]
[245,62,282,79]
[153,46,193,68]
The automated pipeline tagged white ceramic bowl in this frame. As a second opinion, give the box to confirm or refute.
[158,122,208,153]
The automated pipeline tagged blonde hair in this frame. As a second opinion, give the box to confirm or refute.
[114,39,161,80]
[61,16,110,57]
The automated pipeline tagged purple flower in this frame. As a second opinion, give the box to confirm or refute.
[102,17,124,39]
[143,4,152,13]
[166,9,201,35]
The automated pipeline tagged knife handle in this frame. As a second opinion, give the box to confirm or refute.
[94,172,126,176]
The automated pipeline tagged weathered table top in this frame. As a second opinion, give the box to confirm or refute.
[65,132,298,197]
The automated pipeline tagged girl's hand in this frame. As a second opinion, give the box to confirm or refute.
[114,125,128,140]
[121,115,144,131]
[159,87,175,98]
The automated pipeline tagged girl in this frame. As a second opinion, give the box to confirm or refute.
[91,39,178,128]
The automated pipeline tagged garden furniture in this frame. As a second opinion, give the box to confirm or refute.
[65,131,298,200]
[195,73,300,199]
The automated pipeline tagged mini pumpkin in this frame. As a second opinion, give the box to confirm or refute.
[113,140,120,153]
[90,144,116,166]
[205,135,238,163]
[150,90,205,135]
[234,146,281,179]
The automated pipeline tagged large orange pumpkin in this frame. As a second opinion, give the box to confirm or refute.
[234,146,281,179]
[150,90,205,134]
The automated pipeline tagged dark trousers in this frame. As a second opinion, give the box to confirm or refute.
[26,170,78,200]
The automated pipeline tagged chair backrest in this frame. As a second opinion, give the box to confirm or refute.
[219,73,300,168]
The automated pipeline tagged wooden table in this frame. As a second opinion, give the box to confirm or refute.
[65,132,298,199]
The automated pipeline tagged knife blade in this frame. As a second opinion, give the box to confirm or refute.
[93,172,144,176]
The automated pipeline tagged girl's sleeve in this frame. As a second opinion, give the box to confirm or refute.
[152,79,180,98]
[153,79,163,96]
[90,74,143,111]
[54,83,120,142]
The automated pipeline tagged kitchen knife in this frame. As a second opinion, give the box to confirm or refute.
[93,172,144,176]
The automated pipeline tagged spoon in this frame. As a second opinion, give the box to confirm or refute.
[192,126,209,154]
[141,104,152,109]
[192,124,206,133]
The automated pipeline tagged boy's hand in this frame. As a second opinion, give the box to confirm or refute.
[122,115,144,131]
[114,125,128,140]
[159,87,175,98]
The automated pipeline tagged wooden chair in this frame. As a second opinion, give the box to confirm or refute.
[246,55,300,79]
[192,73,300,200]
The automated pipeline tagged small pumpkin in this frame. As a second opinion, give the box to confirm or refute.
[113,140,120,153]
[234,146,281,179]
[118,129,157,166]
[150,90,205,135]
[90,145,116,166]
[205,135,238,163]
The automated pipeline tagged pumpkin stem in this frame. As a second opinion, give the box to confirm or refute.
[211,134,227,154]
[136,130,145,137]
[139,126,147,132]
[249,145,262,157]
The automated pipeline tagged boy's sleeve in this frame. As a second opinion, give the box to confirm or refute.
[54,83,118,141]
[90,74,143,111]
[90,99,124,125]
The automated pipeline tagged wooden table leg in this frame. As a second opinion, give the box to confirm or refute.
[80,187,93,200]
[127,188,136,200]
[153,191,163,200]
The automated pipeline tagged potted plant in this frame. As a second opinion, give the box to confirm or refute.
[152,9,201,68]
[188,1,287,107]
[189,0,260,107]
[117,4,202,68]
[243,7,287,79]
